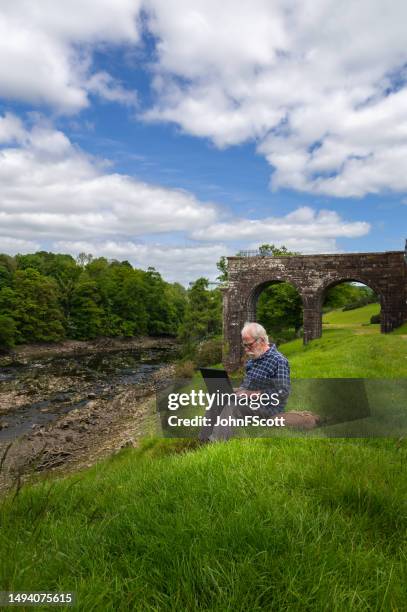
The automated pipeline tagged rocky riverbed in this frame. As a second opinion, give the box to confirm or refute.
[0,337,178,492]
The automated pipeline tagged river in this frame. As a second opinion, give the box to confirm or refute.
[0,341,178,444]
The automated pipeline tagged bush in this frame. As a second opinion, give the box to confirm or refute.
[343,302,361,311]
[343,296,374,311]
[370,314,381,324]
[0,314,17,349]
[174,360,195,378]
[195,338,223,367]
[272,328,298,346]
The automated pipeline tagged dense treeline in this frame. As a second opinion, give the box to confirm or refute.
[0,248,379,352]
[177,277,223,366]
[0,252,187,348]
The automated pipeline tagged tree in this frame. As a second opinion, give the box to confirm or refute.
[0,285,18,348]
[216,256,228,283]
[324,283,377,310]
[257,282,303,335]
[144,267,178,335]
[109,266,149,336]
[0,315,17,349]
[249,245,302,335]
[68,274,104,339]
[258,244,298,257]
[165,282,187,335]
[76,252,93,268]
[15,253,45,273]
[0,286,17,314]
[42,253,82,328]
[0,250,191,344]
[12,268,65,343]
[0,254,16,290]
[256,246,302,337]
[178,278,222,350]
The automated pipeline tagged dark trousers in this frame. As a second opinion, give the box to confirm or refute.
[199,400,284,442]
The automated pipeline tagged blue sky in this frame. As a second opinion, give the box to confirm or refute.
[0,1,406,284]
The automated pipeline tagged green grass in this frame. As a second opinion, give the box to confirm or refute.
[323,303,380,326]
[279,328,407,378]
[169,322,407,437]
[1,438,406,611]
[278,305,407,377]
[1,305,406,611]
[391,322,407,335]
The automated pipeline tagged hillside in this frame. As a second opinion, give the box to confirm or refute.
[1,305,406,611]
[1,436,406,611]
[280,304,406,378]
[322,302,380,326]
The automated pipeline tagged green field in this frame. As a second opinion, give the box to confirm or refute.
[1,437,406,611]
[391,322,407,335]
[1,306,406,611]
[282,328,406,378]
[274,303,405,378]
[323,303,380,326]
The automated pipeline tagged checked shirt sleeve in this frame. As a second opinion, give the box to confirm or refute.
[273,356,290,409]
[241,347,291,412]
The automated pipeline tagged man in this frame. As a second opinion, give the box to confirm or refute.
[201,322,290,442]
[238,321,290,412]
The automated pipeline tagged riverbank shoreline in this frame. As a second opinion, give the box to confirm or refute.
[0,336,179,420]
[0,337,179,493]
[0,336,179,366]
[0,363,174,494]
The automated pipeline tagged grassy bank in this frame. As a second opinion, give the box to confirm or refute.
[323,303,380,326]
[1,437,406,611]
[280,305,406,378]
[281,328,407,378]
[0,305,406,611]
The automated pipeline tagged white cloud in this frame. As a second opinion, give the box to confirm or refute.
[191,207,369,242]
[54,240,228,284]
[143,0,407,196]
[0,114,370,281]
[2,1,407,196]
[87,72,138,107]
[0,113,27,144]
[0,236,40,254]
[243,237,341,254]
[0,114,218,240]
[0,0,142,112]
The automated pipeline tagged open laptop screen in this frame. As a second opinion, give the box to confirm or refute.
[200,368,234,396]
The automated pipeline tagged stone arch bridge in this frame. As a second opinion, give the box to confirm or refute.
[223,249,407,370]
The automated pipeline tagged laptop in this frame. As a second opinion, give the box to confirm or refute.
[200,368,234,396]
[198,369,235,441]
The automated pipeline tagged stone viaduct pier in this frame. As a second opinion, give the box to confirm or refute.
[223,249,407,370]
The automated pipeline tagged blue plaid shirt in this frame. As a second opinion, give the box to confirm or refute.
[241,344,290,413]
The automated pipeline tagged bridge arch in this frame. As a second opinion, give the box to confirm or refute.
[222,249,407,370]
[316,275,383,306]
[246,277,304,322]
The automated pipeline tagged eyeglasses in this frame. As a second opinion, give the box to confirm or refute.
[242,337,259,349]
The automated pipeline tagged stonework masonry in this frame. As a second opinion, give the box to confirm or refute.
[222,250,407,370]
